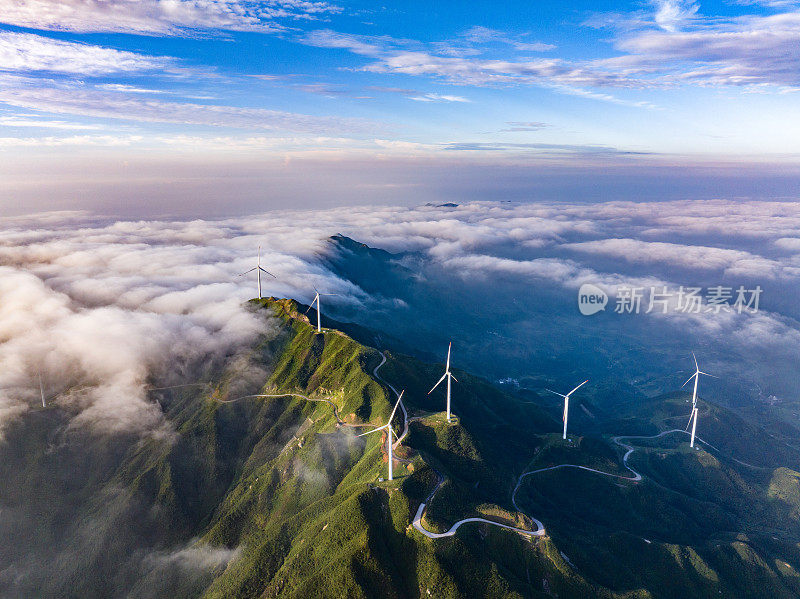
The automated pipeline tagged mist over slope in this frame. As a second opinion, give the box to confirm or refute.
[1,200,800,597]
[3,199,800,431]
[1,296,799,598]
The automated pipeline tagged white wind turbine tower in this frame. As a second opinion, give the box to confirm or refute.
[428,343,457,423]
[546,380,588,440]
[238,245,276,299]
[306,288,337,333]
[682,352,715,449]
[39,373,46,408]
[359,391,404,481]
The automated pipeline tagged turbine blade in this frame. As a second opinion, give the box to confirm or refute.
[698,371,718,378]
[237,268,256,276]
[258,267,277,278]
[450,374,457,383]
[545,388,567,398]
[388,391,404,422]
[681,373,696,388]
[566,380,589,397]
[428,373,447,394]
[357,424,389,437]
[693,352,699,372]
[446,342,451,371]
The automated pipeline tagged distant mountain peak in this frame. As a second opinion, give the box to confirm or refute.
[328,233,397,258]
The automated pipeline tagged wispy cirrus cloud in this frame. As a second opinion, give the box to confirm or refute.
[0,116,103,130]
[0,134,145,147]
[0,0,342,36]
[408,92,470,102]
[594,5,800,88]
[0,75,377,134]
[287,82,373,99]
[366,85,471,103]
[501,121,549,131]
[299,0,800,100]
[0,31,174,76]
[94,83,213,98]
[459,26,556,52]
[441,141,650,156]
[301,29,647,91]
[732,0,799,8]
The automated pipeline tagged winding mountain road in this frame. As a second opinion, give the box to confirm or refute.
[372,351,545,538]
[510,433,654,513]
[411,502,545,538]
[216,349,757,543]
[371,352,414,449]
[510,428,748,514]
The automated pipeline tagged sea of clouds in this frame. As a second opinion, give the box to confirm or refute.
[1,198,800,595]
[1,199,800,442]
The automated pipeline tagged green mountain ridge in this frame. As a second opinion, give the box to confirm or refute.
[2,297,800,598]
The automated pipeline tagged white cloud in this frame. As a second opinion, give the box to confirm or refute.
[601,8,800,88]
[301,4,800,96]
[441,141,643,154]
[2,198,800,441]
[94,83,217,99]
[0,266,268,439]
[0,0,341,36]
[460,26,556,52]
[298,30,648,108]
[775,237,800,251]
[0,76,376,134]
[0,31,174,75]
[408,92,470,103]
[440,253,601,286]
[364,50,640,89]
[653,0,699,32]
[0,116,103,130]
[501,121,549,131]
[562,238,796,279]
[0,134,140,147]
[733,0,799,8]
[143,543,241,572]
[301,30,645,92]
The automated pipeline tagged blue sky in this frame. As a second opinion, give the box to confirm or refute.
[1,0,799,214]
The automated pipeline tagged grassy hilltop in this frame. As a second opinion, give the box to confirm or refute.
[3,297,800,598]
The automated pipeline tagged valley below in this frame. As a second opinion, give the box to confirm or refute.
[3,296,800,598]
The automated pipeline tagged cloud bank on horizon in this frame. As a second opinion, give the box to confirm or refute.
[0,0,798,177]
[1,199,799,442]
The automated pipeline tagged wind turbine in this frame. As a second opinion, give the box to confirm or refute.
[305,288,337,333]
[428,343,457,422]
[358,391,404,481]
[546,380,588,440]
[682,353,715,449]
[238,245,276,299]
